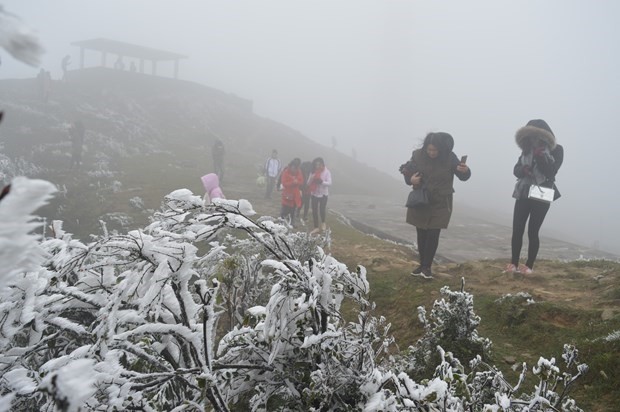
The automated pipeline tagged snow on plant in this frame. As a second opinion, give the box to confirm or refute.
[602,330,620,342]
[0,5,44,66]
[0,181,590,411]
[403,278,492,378]
[0,185,386,410]
[496,292,536,305]
[0,176,56,288]
[468,344,588,411]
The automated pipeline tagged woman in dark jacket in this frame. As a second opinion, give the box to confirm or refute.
[400,132,471,278]
[506,119,563,274]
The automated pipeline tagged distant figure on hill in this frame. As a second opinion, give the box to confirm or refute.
[280,158,303,226]
[61,54,71,80]
[263,149,281,199]
[298,160,313,224]
[36,68,51,102]
[114,56,125,70]
[505,119,563,275]
[308,157,332,234]
[400,132,471,278]
[201,173,225,204]
[69,120,85,170]
[44,71,52,101]
[212,138,225,182]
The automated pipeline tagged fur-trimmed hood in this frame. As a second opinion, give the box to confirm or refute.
[515,119,557,151]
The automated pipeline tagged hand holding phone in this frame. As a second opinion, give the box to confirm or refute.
[460,155,468,164]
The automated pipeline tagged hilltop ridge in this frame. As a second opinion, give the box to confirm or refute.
[0,68,402,235]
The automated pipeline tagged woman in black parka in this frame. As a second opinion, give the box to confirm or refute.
[400,132,471,278]
[507,119,563,274]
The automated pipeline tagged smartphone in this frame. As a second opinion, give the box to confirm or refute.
[460,155,468,164]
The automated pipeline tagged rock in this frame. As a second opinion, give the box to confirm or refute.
[503,356,517,365]
[601,309,615,321]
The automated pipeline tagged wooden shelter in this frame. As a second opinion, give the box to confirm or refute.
[71,38,188,78]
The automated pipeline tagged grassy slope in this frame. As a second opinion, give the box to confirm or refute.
[328,216,620,411]
[3,71,619,410]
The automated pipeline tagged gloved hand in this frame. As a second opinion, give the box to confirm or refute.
[533,146,546,157]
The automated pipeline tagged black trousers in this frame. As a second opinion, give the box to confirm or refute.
[213,158,224,182]
[299,192,311,219]
[265,176,277,198]
[281,204,296,224]
[416,228,441,268]
[311,195,328,228]
[511,198,550,268]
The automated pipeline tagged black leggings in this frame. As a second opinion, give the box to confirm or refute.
[311,195,328,228]
[299,192,311,219]
[416,228,441,268]
[511,199,550,268]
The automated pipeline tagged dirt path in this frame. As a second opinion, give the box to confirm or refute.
[328,193,618,263]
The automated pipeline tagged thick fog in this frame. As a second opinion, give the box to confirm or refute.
[1,0,619,254]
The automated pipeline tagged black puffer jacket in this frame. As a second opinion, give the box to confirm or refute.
[401,148,471,229]
[513,119,564,200]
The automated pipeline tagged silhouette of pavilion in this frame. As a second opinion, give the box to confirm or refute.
[71,38,188,78]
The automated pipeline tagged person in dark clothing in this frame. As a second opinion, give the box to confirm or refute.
[506,119,563,274]
[400,132,471,278]
[0,184,10,202]
[36,68,47,101]
[212,138,225,182]
[61,55,71,80]
[69,120,85,170]
[297,160,313,224]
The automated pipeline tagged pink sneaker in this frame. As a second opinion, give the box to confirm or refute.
[503,264,518,273]
[518,264,533,275]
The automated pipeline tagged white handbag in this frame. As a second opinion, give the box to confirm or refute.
[528,185,555,203]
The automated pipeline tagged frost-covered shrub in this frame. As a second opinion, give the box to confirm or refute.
[403,278,492,379]
[0,153,44,185]
[0,179,589,412]
[495,291,537,327]
[129,196,144,209]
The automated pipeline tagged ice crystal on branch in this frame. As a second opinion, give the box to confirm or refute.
[0,179,590,411]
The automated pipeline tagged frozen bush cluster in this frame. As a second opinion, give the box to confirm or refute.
[0,178,589,411]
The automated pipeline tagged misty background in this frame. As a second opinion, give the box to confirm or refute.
[1,0,618,254]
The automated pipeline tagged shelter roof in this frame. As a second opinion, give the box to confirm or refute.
[71,38,187,61]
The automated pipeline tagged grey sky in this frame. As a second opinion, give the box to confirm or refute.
[1,1,619,253]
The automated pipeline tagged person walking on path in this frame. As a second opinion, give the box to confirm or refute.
[309,157,332,234]
[505,119,563,275]
[212,138,225,182]
[298,160,313,225]
[264,149,281,199]
[280,158,303,226]
[69,120,85,170]
[61,54,71,80]
[400,132,471,278]
[201,173,225,204]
